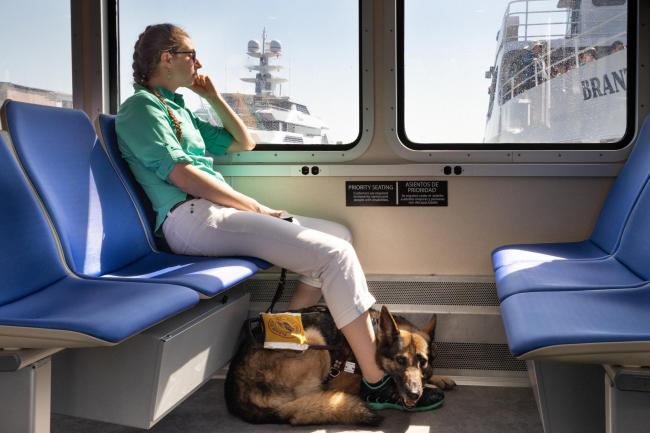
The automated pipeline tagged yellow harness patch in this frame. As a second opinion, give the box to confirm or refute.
[260,312,308,351]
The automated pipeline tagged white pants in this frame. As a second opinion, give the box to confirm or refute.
[162,198,376,328]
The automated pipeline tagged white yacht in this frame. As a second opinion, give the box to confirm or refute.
[484,0,628,144]
[198,30,330,145]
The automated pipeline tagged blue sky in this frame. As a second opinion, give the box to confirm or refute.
[0,1,71,93]
[404,0,511,143]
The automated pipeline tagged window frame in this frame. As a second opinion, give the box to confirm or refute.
[109,0,374,163]
[388,0,638,162]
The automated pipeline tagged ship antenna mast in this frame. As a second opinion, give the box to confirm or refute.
[243,28,287,97]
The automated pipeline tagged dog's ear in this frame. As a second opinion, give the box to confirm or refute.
[379,306,401,341]
[421,314,437,341]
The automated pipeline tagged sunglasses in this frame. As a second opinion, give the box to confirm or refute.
[169,48,197,61]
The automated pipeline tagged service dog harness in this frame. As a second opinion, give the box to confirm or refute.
[244,270,361,384]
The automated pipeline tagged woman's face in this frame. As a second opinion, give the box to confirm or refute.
[169,36,202,87]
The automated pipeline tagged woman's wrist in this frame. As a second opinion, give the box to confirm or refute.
[249,199,262,213]
[237,195,260,213]
[205,91,223,106]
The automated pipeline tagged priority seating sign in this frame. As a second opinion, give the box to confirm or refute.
[346,181,447,206]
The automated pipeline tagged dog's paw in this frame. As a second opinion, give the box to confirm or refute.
[359,410,384,427]
[429,375,456,390]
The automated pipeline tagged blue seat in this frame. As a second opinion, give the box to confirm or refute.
[2,100,270,299]
[500,285,650,358]
[492,118,650,362]
[495,256,645,300]
[492,240,608,270]
[492,118,650,271]
[493,118,650,301]
[492,122,650,433]
[0,131,198,346]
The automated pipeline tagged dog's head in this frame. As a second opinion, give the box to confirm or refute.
[376,306,438,408]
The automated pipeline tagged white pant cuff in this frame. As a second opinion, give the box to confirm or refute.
[297,275,322,289]
[332,294,377,329]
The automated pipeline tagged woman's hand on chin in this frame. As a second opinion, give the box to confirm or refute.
[190,74,219,100]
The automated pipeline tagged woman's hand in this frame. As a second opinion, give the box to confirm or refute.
[195,73,257,152]
[257,204,285,218]
[190,74,218,100]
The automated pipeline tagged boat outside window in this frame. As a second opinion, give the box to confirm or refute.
[399,0,632,149]
[0,1,72,108]
[118,0,361,148]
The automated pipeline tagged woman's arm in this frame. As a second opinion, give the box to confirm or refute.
[191,74,256,153]
[168,163,283,217]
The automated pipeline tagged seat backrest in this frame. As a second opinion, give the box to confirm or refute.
[613,167,650,280]
[2,100,152,277]
[591,117,650,253]
[0,131,67,305]
[616,120,650,281]
[96,114,159,244]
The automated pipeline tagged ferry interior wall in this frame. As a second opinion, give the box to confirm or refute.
[1,0,650,432]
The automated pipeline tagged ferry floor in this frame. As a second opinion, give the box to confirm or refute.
[51,379,543,433]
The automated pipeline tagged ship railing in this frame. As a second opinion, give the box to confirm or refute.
[504,36,625,102]
[499,0,572,45]
[254,101,310,115]
[496,0,625,52]
[502,9,627,103]
[253,100,292,113]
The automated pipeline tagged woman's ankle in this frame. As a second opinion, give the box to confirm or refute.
[362,370,386,384]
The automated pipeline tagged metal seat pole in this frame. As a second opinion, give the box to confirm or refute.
[0,356,53,433]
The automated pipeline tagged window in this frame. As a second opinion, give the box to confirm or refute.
[593,0,626,6]
[118,0,361,149]
[399,0,633,150]
[0,1,72,108]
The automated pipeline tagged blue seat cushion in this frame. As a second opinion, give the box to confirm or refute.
[97,114,158,242]
[4,100,153,276]
[613,184,650,281]
[104,253,270,297]
[501,285,650,357]
[0,132,68,305]
[0,277,198,343]
[495,256,644,301]
[492,240,608,270]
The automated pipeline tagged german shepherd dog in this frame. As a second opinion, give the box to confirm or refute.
[225,306,456,426]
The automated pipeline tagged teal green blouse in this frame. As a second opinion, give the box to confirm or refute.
[115,84,233,232]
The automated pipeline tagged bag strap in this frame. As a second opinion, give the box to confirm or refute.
[266,268,287,313]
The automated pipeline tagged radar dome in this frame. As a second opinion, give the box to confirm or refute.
[247,40,260,53]
[269,40,282,54]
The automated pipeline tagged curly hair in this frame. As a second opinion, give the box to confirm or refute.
[132,23,189,142]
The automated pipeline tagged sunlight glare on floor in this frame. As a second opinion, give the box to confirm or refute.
[405,426,430,433]
[325,422,431,433]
